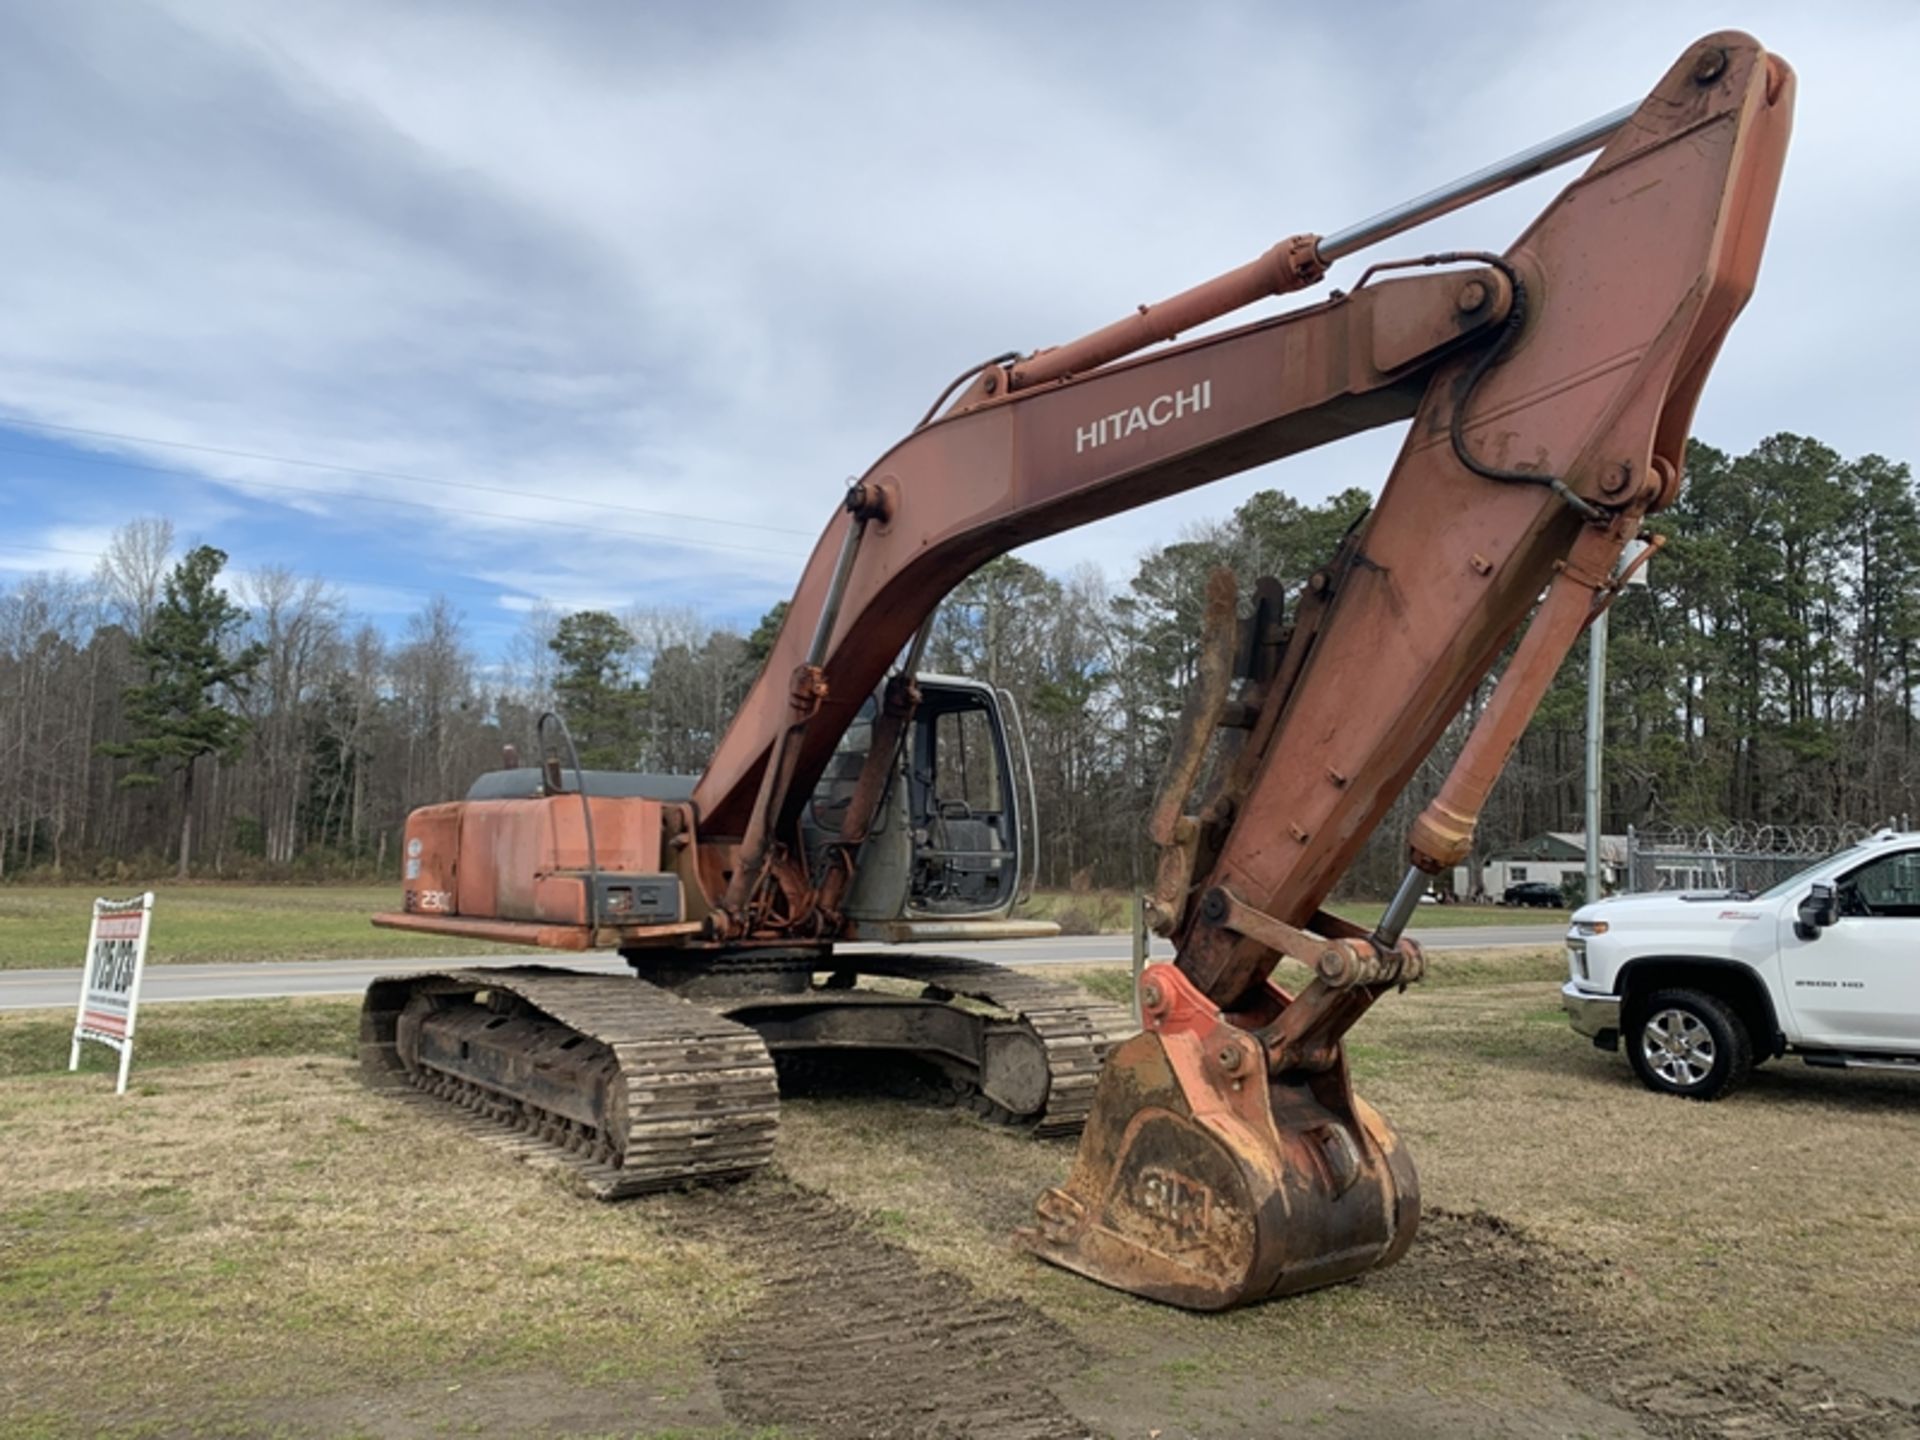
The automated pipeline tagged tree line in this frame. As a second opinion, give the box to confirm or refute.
[2,432,1913,893]
[0,517,770,881]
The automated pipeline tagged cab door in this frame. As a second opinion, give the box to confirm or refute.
[1778,847,1920,1048]
[800,677,1026,923]
[906,682,1023,917]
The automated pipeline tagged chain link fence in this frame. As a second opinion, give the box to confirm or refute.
[1623,823,1882,895]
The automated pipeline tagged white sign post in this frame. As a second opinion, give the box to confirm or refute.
[69,892,154,1095]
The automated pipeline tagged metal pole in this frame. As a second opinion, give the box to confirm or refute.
[899,610,936,679]
[1585,607,1609,904]
[1130,895,1148,1028]
[1319,103,1636,263]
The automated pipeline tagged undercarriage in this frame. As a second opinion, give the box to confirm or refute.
[360,955,1133,1193]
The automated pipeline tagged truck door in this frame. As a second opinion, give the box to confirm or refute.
[1777,847,1920,1048]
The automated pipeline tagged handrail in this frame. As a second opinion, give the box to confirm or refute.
[537,711,601,935]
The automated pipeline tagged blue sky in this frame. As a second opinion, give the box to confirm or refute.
[3,0,1914,661]
[0,414,821,657]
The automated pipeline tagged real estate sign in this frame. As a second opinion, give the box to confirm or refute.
[69,892,154,1094]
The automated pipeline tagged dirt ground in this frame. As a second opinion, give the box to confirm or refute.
[4,958,1919,1439]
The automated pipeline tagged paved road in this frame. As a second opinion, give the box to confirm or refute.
[0,925,1564,1012]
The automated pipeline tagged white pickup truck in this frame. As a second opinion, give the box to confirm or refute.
[1562,830,1920,1098]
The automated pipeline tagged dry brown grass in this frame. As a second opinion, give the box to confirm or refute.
[0,998,362,1081]
[782,955,1920,1372]
[5,954,1919,1437]
[0,1052,756,1439]
[1360,978,1920,1357]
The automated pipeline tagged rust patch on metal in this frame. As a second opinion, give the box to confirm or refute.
[1019,964,1416,1309]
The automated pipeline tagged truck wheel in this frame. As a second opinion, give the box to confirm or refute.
[1627,989,1752,1100]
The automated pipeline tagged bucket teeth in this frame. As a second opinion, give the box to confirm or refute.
[1019,970,1417,1310]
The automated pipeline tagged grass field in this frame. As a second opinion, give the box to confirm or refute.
[0,883,1561,972]
[0,884,537,971]
[5,951,1917,1438]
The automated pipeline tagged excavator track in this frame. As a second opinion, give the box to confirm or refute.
[360,956,1134,1195]
[822,953,1130,1136]
[360,966,781,1199]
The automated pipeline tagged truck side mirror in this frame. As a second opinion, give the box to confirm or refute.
[1795,883,1838,940]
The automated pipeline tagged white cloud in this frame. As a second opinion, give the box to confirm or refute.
[0,0,1912,626]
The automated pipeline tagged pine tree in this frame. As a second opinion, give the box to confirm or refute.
[549,610,645,768]
[99,546,265,877]
[744,600,790,667]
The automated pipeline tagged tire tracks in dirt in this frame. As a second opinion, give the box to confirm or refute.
[1390,1209,1920,1439]
[668,1178,1092,1440]
[386,1068,1913,1436]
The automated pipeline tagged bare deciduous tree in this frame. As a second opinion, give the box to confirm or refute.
[94,516,175,638]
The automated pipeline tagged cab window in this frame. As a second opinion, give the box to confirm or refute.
[806,697,875,835]
[1838,850,1920,918]
[933,705,1002,813]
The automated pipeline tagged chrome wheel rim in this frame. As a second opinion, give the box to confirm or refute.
[1643,1008,1716,1087]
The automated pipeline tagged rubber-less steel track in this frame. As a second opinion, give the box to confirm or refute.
[361,956,1133,1194]
[827,953,1130,1136]
[361,966,780,1199]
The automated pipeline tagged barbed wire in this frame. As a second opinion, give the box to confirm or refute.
[1620,822,1896,893]
[1631,822,1877,856]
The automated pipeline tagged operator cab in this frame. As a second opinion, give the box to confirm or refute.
[802,674,1033,922]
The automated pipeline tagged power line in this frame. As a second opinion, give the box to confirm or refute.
[0,414,820,537]
[0,440,814,562]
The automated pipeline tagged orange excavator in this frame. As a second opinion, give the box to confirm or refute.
[363,34,1791,1310]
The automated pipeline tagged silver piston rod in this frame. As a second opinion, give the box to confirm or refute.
[1319,103,1636,264]
[1002,101,1637,397]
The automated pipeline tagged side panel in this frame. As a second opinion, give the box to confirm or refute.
[455,805,509,919]
[401,803,462,917]
[842,770,913,921]
[447,796,667,925]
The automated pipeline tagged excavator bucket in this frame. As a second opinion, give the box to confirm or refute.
[1020,964,1415,1310]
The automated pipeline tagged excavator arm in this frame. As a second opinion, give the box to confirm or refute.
[689,33,1790,1306]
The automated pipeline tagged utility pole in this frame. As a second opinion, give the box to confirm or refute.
[1586,539,1650,903]
[1584,607,1610,905]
